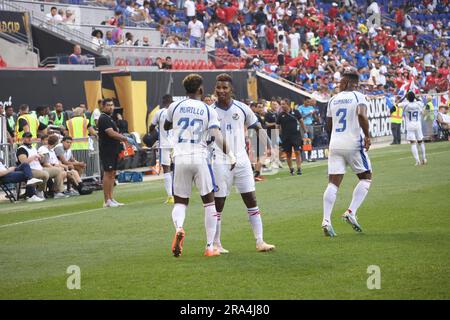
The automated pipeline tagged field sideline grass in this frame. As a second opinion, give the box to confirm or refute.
[0,142,449,299]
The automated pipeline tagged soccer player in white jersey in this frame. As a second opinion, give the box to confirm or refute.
[164,74,236,258]
[149,94,175,204]
[212,73,275,253]
[398,91,427,165]
[322,68,372,237]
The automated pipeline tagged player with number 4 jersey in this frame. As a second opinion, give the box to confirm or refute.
[322,68,373,237]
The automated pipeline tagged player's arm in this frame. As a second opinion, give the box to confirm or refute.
[163,120,172,131]
[210,128,236,170]
[357,103,371,150]
[325,117,332,136]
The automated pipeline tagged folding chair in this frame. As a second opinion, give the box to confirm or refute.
[0,181,21,203]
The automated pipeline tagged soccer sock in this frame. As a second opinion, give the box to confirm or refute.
[164,172,173,197]
[348,179,371,216]
[411,143,420,163]
[204,202,218,249]
[247,207,263,244]
[214,212,222,245]
[172,203,186,230]
[323,183,338,226]
[420,142,426,160]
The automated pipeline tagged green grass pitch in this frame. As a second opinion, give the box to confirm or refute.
[1,142,449,299]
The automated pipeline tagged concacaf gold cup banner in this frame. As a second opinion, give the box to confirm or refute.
[0,10,31,42]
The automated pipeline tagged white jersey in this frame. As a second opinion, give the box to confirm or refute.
[212,99,259,165]
[151,108,174,148]
[327,91,370,150]
[166,98,220,159]
[399,100,424,130]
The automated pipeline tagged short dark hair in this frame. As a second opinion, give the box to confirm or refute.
[182,74,203,94]
[48,134,59,146]
[162,94,173,104]
[19,104,29,112]
[62,136,73,142]
[102,98,114,107]
[5,105,13,110]
[216,73,233,84]
[51,6,57,10]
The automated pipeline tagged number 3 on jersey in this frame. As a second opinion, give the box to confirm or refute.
[335,108,347,132]
[177,117,203,143]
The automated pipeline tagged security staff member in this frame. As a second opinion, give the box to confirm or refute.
[66,107,96,151]
[276,98,307,176]
[390,103,403,145]
[50,102,69,130]
[16,104,47,142]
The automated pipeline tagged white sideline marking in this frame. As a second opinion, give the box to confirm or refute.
[0,199,161,229]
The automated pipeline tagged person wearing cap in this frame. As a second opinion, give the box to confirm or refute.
[16,132,50,199]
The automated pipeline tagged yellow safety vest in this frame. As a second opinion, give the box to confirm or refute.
[390,105,403,124]
[67,116,89,150]
[15,114,39,142]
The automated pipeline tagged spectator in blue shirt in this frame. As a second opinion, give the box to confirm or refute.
[299,99,319,161]
[228,16,241,42]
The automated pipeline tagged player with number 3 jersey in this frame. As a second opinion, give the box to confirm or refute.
[322,68,373,237]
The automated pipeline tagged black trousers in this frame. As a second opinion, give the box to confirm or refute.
[391,123,401,144]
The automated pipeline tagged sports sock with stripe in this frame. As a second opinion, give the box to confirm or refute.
[204,202,218,249]
[172,203,186,230]
[247,207,263,244]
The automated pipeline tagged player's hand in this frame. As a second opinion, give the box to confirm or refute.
[228,152,236,171]
[364,137,371,151]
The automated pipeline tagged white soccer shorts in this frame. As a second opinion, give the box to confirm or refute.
[159,147,173,166]
[213,162,255,197]
[406,126,424,142]
[328,148,372,175]
[172,156,215,198]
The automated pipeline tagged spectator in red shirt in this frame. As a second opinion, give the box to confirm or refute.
[328,3,339,19]
[403,30,416,49]
[223,2,238,24]
[395,7,404,26]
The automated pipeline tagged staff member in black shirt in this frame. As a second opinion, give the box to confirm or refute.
[276,98,307,176]
[97,98,134,208]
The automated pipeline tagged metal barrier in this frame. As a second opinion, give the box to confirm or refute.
[71,136,101,181]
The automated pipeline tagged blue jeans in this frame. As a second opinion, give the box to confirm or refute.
[0,163,35,197]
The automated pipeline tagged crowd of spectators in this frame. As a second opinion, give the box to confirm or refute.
[44,0,450,96]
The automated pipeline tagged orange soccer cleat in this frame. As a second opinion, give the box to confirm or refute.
[204,247,221,257]
[171,228,185,257]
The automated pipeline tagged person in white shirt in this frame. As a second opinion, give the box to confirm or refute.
[184,0,196,20]
[188,16,204,48]
[398,91,427,165]
[164,74,236,257]
[46,6,63,24]
[288,28,300,58]
[322,68,372,237]
[149,94,175,204]
[211,73,275,253]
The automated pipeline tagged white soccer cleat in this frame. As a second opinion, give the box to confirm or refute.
[422,159,427,165]
[322,224,337,237]
[26,178,43,186]
[103,199,119,208]
[54,192,69,199]
[36,191,45,199]
[111,199,124,206]
[342,210,362,232]
[415,161,421,166]
[256,241,275,252]
[27,195,45,202]
[214,244,229,254]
